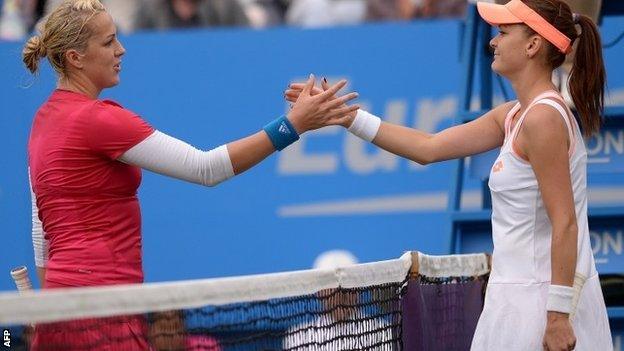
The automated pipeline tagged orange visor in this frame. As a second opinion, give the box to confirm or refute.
[477,0,572,54]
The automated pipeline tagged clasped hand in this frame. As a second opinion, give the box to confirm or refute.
[286,75,359,133]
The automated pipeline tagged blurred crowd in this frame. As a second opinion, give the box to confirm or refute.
[0,0,468,40]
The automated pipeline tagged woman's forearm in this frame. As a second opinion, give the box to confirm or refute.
[358,106,506,165]
[373,122,437,165]
[550,224,577,287]
[226,131,276,175]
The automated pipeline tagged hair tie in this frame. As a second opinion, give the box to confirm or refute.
[31,36,47,58]
[572,13,581,24]
[37,41,48,58]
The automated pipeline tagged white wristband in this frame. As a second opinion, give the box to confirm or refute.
[546,284,574,314]
[347,110,381,142]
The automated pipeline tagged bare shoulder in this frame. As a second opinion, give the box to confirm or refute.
[522,103,569,142]
[483,100,518,131]
[517,104,570,161]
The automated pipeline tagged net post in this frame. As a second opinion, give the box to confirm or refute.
[409,251,419,280]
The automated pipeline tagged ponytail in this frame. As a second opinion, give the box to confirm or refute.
[568,14,606,137]
[22,35,47,74]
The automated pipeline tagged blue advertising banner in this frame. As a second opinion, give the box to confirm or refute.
[0,21,468,290]
[1,18,623,294]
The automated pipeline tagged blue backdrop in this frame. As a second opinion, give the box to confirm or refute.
[1,19,623,292]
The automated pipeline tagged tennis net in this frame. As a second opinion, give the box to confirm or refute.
[0,252,489,351]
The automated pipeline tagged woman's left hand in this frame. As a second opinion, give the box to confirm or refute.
[285,78,357,129]
[286,76,359,133]
[543,311,576,351]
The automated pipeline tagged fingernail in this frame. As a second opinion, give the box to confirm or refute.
[309,74,314,79]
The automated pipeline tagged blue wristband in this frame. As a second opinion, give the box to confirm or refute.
[263,115,300,151]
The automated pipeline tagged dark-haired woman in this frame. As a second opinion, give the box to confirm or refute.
[286,1,612,349]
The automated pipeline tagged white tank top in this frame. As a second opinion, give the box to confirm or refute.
[487,91,597,284]
[474,91,612,350]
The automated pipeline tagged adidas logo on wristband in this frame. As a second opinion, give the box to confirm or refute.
[263,115,300,151]
[278,122,291,134]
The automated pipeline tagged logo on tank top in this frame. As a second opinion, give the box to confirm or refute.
[492,160,504,173]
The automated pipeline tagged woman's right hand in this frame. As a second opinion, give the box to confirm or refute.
[286,75,359,133]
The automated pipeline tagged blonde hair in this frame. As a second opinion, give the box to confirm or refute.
[22,0,106,76]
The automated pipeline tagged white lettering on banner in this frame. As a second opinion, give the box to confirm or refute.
[590,230,623,260]
[586,130,624,160]
[278,126,340,175]
[278,96,458,176]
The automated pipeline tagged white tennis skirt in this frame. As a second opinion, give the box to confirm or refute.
[470,274,613,350]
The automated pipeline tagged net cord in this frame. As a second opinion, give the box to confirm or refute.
[0,253,414,325]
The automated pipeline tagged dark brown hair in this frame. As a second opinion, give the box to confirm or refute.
[522,0,605,137]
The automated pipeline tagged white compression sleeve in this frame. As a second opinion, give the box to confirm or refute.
[119,130,235,187]
[29,169,48,268]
